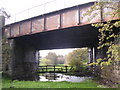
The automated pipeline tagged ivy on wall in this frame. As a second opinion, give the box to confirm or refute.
[84,1,120,67]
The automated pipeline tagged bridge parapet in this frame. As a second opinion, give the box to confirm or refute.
[4,2,119,38]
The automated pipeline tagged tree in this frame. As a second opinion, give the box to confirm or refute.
[40,58,51,65]
[0,8,10,18]
[65,48,88,71]
[46,52,58,65]
[57,55,65,64]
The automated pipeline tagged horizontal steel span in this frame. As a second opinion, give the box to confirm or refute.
[4,2,119,38]
[13,24,99,50]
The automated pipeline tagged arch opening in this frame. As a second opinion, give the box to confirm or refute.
[8,25,99,80]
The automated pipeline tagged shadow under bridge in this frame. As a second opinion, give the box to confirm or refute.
[13,24,99,50]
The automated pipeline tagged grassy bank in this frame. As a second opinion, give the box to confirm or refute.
[2,76,105,88]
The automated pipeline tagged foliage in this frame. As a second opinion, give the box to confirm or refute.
[57,55,65,64]
[40,58,51,65]
[65,48,88,71]
[45,52,58,65]
[40,52,65,65]
[84,1,120,67]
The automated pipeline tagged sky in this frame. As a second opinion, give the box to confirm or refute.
[0,0,53,14]
[0,0,95,24]
[39,48,77,57]
[0,0,94,57]
[0,0,95,15]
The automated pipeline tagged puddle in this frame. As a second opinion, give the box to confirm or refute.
[39,73,91,82]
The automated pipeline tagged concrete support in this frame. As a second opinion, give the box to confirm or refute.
[0,16,5,27]
[88,46,107,64]
[88,46,108,64]
[88,48,92,64]
[8,39,39,81]
[0,16,5,90]
[0,16,5,71]
[88,46,108,77]
[88,47,98,75]
[88,47,96,64]
[93,47,95,63]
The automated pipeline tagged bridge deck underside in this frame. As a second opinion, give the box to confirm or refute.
[14,24,98,50]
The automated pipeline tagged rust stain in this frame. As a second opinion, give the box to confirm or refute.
[4,2,119,38]
[62,10,78,28]
[4,27,10,38]
[20,21,31,35]
[11,24,20,37]
[32,17,44,34]
[46,14,60,31]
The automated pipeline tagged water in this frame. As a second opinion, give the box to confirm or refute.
[39,73,91,82]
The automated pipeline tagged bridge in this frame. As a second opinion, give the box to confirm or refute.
[38,65,73,73]
[2,2,119,80]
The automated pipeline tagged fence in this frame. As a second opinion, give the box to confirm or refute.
[38,65,73,73]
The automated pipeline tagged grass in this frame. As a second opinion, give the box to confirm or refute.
[2,76,104,88]
[0,72,2,90]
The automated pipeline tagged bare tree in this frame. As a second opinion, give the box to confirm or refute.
[0,8,10,18]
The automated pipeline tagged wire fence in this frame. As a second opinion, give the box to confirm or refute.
[6,0,90,25]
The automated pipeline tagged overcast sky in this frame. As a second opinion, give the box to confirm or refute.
[0,0,95,15]
[40,48,77,57]
[0,0,94,57]
[0,0,96,24]
[0,0,52,14]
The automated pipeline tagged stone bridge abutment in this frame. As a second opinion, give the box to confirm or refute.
[8,39,39,80]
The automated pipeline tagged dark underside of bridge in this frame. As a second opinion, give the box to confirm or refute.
[12,24,99,50]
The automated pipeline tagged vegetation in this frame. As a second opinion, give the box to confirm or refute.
[40,58,51,65]
[40,52,65,65]
[57,55,65,64]
[65,48,88,71]
[2,76,104,88]
[84,1,120,87]
[45,52,58,65]
[84,0,120,67]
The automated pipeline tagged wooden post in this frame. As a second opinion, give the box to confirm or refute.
[54,65,55,80]
[46,66,47,73]
[61,67,62,73]
[54,65,55,73]
[42,66,44,72]
[65,66,68,73]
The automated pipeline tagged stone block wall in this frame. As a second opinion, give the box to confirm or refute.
[7,39,39,80]
[0,16,5,72]
[1,15,39,80]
